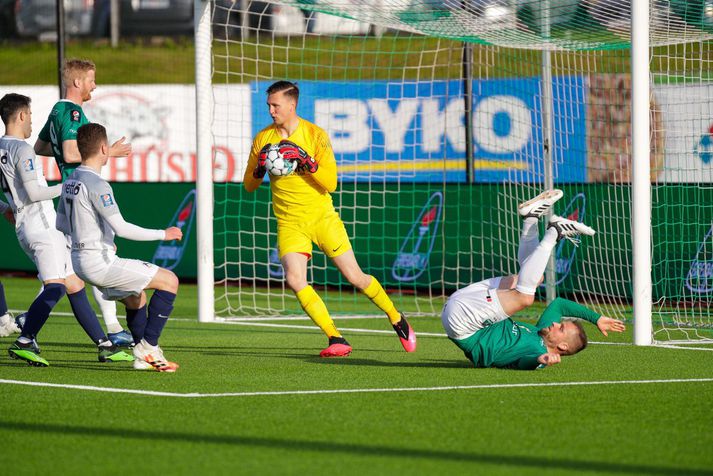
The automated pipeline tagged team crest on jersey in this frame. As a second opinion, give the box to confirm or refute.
[71,110,81,122]
[23,159,34,172]
[100,194,114,207]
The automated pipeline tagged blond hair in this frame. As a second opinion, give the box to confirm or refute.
[62,59,96,90]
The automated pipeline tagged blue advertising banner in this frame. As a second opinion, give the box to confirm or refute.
[252,77,587,183]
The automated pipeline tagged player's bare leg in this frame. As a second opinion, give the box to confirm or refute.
[127,268,180,372]
[282,252,351,357]
[332,250,416,352]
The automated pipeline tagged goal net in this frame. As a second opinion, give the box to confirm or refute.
[205,0,713,342]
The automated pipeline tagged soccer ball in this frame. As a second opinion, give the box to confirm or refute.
[265,144,295,177]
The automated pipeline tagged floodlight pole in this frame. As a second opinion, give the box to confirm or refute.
[195,0,215,323]
[56,0,66,98]
[632,0,653,345]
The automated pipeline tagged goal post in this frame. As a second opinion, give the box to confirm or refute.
[196,0,713,344]
[631,0,652,345]
[194,0,215,323]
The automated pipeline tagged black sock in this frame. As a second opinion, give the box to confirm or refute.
[144,290,176,346]
[328,336,350,346]
[68,288,107,344]
[21,283,66,339]
[126,305,148,344]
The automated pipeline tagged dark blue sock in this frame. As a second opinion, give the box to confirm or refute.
[68,288,107,345]
[0,282,8,315]
[21,283,66,339]
[144,290,175,346]
[126,305,148,344]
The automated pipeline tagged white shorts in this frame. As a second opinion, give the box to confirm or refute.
[16,223,68,282]
[72,252,159,301]
[441,277,509,340]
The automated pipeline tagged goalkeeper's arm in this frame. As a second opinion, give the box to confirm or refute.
[243,143,266,193]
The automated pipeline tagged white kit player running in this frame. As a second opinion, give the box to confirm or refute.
[0,93,132,366]
[57,123,183,372]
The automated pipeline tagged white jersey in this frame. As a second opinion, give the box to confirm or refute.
[57,166,121,254]
[0,135,58,229]
[57,166,165,256]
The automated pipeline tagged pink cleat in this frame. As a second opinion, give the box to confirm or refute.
[393,313,417,352]
[320,337,352,357]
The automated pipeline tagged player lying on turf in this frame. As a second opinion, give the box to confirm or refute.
[56,123,182,372]
[243,80,416,357]
[34,58,134,347]
[441,189,626,370]
[0,93,132,366]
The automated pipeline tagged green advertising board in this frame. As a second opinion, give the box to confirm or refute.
[1,182,710,304]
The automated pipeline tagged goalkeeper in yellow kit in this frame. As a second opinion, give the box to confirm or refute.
[243,81,416,357]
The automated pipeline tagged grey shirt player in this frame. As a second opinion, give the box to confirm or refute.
[57,166,165,298]
[0,135,61,229]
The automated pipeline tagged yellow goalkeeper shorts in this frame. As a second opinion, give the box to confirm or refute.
[277,209,352,259]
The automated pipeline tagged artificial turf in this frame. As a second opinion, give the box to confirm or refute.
[1,275,712,475]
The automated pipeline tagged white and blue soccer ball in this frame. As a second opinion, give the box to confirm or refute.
[265,144,295,177]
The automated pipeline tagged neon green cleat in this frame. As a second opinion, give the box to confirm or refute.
[98,345,135,363]
[9,341,49,367]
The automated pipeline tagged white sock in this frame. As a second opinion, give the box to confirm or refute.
[91,286,122,334]
[518,217,540,268]
[515,227,558,295]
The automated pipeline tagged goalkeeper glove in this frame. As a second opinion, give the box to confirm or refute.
[279,140,318,174]
[253,143,271,179]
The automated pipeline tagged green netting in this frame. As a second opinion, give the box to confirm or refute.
[284,0,713,50]
[210,0,713,341]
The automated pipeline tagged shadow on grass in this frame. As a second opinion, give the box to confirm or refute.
[0,420,708,475]
[309,357,473,369]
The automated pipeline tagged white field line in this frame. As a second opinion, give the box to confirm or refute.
[2,378,713,399]
[11,309,713,350]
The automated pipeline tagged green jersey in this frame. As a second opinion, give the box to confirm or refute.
[452,298,601,370]
[38,100,90,181]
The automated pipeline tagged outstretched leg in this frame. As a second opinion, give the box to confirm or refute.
[332,249,416,353]
[517,189,563,266]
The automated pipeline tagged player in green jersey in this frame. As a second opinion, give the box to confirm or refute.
[441,190,626,370]
[33,59,134,347]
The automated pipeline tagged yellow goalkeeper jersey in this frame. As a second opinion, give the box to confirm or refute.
[243,118,338,222]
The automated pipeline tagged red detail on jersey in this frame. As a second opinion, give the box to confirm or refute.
[421,206,438,227]
[709,123,713,135]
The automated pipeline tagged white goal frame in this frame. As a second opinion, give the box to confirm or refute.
[192,0,655,344]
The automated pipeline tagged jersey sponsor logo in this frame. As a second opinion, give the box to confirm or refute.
[539,192,586,287]
[685,224,713,294]
[22,159,34,172]
[64,182,81,195]
[392,191,442,282]
[152,189,196,270]
[268,243,285,279]
[100,194,114,207]
[71,110,81,122]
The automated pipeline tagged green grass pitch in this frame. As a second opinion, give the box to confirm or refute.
[1,276,712,475]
